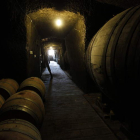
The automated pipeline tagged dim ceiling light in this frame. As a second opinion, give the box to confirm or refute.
[55,19,63,27]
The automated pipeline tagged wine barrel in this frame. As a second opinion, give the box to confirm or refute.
[86,32,99,81]
[0,95,5,109]
[0,90,45,128]
[19,77,46,100]
[86,5,140,133]
[0,79,19,100]
[86,5,140,103]
[0,119,42,140]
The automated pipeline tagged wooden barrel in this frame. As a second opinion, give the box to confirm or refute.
[0,95,5,109]
[0,90,45,128]
[0,79,19,100]
[19,77,46,100]
[0,119,42,140]
[86,5,140,135]
[86,5,140,102]
[86,32,99,81]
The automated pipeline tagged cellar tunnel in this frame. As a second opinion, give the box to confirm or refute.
[1,0,140,139]
[2,1,140,86]
[2,0,129,89]
[24,0,129,92]
[25,8,87,91]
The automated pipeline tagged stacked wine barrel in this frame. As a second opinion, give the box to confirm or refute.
[86,5,140,137]
[0,77,46,140]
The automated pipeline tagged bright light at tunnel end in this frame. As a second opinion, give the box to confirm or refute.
[55,19,63,27]
[48,49,54,56]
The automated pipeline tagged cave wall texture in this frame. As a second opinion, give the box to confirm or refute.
[65,15,87,91]
[26,16,42,78]
[1,1,27,83]
[2,0,140,87]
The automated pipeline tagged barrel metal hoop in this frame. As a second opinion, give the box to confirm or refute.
[0,128,41,140]
[110,5,140,88]
[123,15,140,80]
[0,81,17,92]
[90,29,101,84]
[102,7,134,89]
[4,97,44,116]
[0,119,41,137]
[21,79,44,89]
[0,95,5,101]
[0,105,40,125]
[0,96,5,106]
[0,85,11,96]
[21,79,45,93]
[20,84,43,97]
[25,78,45,88]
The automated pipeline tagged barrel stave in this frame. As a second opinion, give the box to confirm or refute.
[0,119,42,140]
[0,79,19,100]
[0,90,45,128]
[19,77,46,99]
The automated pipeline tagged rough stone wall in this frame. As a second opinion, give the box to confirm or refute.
[0,0,42,83]
[25,0,124,48]
[26,16,42,77]
[65,15,87,91]
[0,0,27,83]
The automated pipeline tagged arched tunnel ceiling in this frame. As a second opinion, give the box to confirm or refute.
[43,38,64,50]
[26,0,140,40]
[28,8,81,39]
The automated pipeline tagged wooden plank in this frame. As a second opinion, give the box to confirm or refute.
[115,6,140,87]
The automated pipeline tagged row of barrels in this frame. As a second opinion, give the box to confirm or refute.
[0,77,46,140]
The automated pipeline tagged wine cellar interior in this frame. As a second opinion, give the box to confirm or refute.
[1,0,140,140]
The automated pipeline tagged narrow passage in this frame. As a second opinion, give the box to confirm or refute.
[40,61,118,140]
